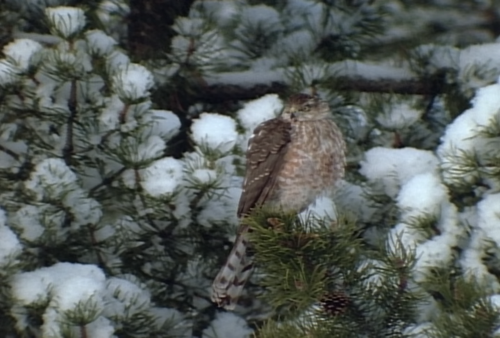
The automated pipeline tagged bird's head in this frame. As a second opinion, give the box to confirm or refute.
[281,93,330,121]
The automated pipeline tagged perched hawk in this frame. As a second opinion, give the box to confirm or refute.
[211,93,346,310]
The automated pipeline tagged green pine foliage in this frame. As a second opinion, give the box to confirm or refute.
[247,210,422,337]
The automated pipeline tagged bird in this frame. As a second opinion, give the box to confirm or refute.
[211,93,346,310]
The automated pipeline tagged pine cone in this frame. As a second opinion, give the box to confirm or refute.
[320,292,351,316]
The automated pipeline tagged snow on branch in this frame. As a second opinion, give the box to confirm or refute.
[196,63,447,103]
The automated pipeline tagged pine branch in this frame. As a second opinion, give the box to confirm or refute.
[333,73,446,95]
[193,71,448,104]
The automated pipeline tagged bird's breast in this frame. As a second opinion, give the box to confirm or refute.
[271,119,346,213]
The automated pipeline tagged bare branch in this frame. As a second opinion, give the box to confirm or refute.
[63,79,77,166]
[192,72,448,103]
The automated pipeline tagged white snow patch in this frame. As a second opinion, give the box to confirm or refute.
[438,83,500,187]
[142,109,181,140]
[63,191,102,226]
[0,209,22,266]
[11,263,105,307]
[52,275,105,314]
[459,43,500,92]
[191,169,218,184]
[24,158,78,201]
[121,135,165,164]
[140,157,184,197]
[197,185,241,228]
[376,102,422,130]
[490,294,500,311]
[99,95,124,131]
[413,236,453,282]
[14,205,46,242]
[403,322,438,337]
[237,94,282,131]
[149,307,190,336]
[45,6,86,38]
[85,30,117,56]
[397,173,448,219]
[460,230,499,289]
[191,113,238,153]
[2,39,42,71]
[477,193,500,248]
[386,223,423,253]
[85,316,115,338]
[106,50,130,70]
[299,196,337,225]
[112,63,154,101]
[203,312,253,338]
[335,181,377,223]
[359,147,439,198]
[105,276,150,310]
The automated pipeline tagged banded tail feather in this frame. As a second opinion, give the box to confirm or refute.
[211,228,254,310]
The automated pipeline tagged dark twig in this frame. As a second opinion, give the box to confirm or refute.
[63,79,77,166]
[0,144,20,161]
[80,325,87,338]
[88,223,106,268]
[118,104,130,124]
[89,167,127,195]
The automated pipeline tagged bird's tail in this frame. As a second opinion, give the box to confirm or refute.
[211,228,254,310]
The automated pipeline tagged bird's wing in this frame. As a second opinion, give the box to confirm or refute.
[237,118,291,218]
